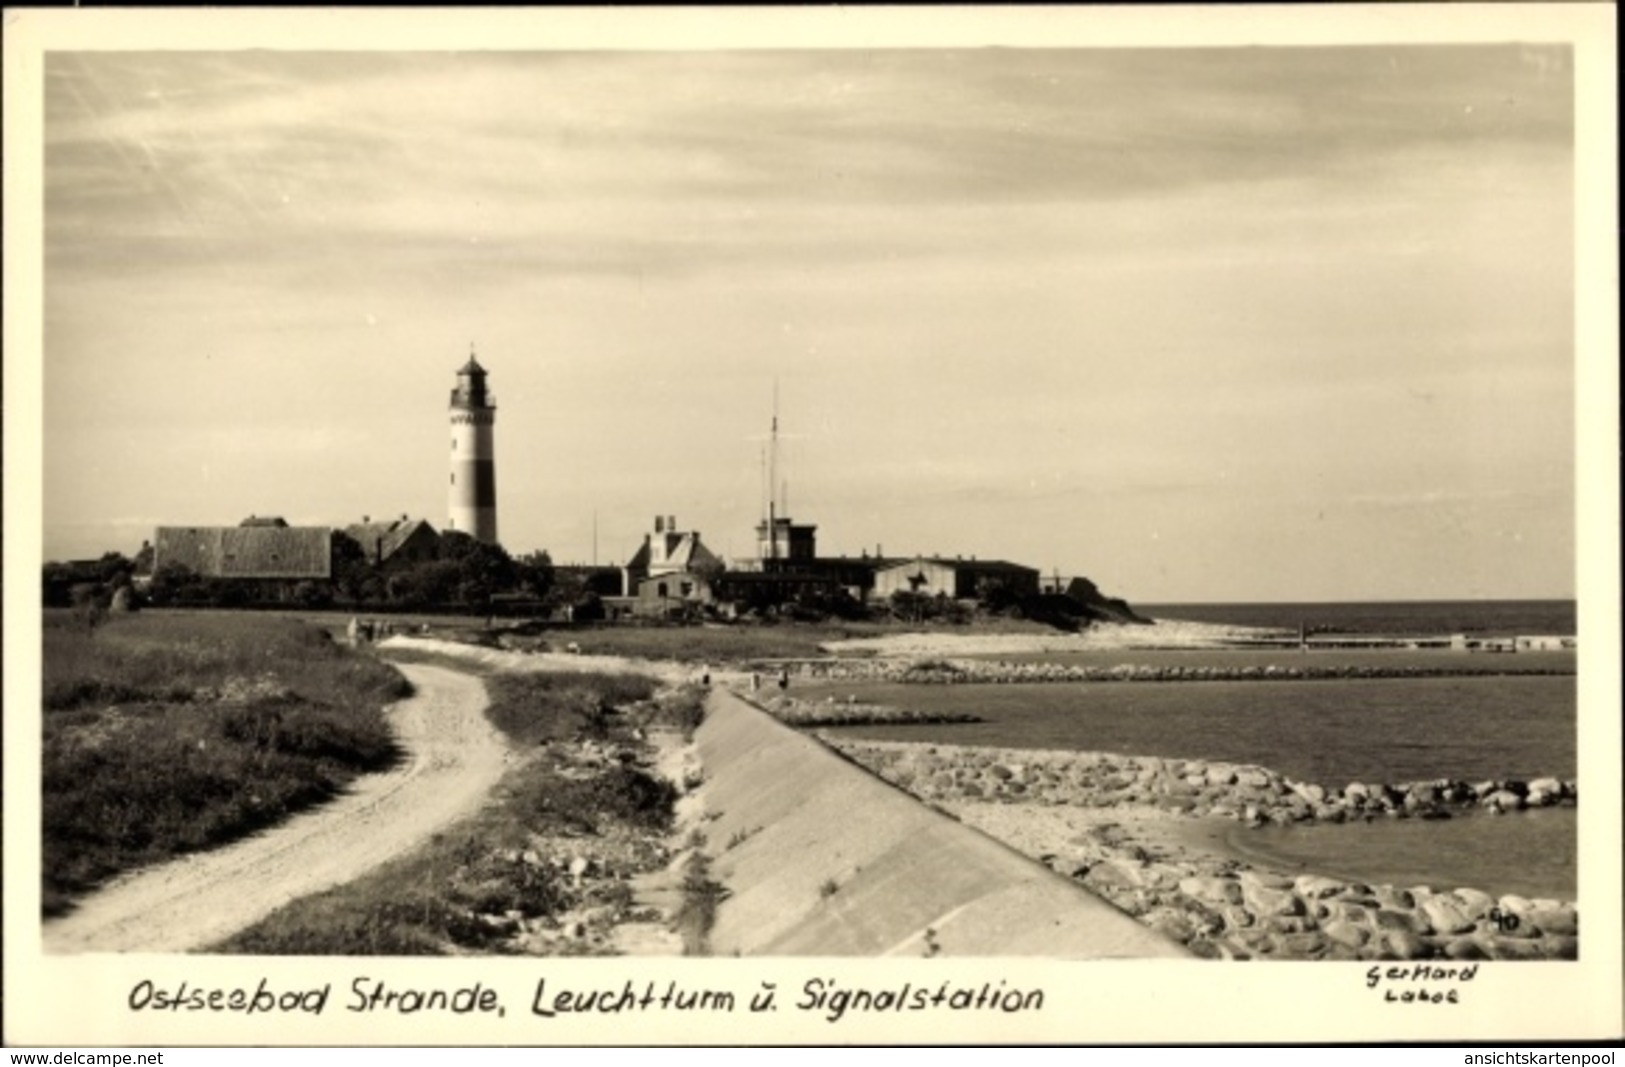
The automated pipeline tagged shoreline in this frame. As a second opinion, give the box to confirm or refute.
[820,734,1577,961]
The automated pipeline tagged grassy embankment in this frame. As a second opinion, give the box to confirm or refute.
[42,611,410,917]
[217,661,708,955]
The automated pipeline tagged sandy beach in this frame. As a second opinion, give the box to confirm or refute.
[819,618,1282,657]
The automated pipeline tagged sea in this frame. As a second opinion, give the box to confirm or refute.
[1137,598,1577,638]
[815,598,1581,900]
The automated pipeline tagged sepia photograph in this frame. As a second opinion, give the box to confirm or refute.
[4,5,1619,1046]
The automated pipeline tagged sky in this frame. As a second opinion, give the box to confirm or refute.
[35,37,1582,602]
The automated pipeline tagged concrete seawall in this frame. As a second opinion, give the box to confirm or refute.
[694,688,1187,957]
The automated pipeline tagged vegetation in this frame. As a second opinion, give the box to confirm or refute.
[672,852,729,956]
[216,668,695,955]
[42,612,409,916]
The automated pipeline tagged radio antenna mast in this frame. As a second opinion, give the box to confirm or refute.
[768,379,780,562]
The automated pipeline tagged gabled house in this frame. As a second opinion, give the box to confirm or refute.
[343,515,441,567]
[622,514,722,598]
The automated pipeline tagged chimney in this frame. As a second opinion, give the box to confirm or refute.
[363,515,370,523]
[668,514,676,532]
[655,516,664,533]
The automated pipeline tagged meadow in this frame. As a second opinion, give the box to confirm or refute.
[41,610,410,916]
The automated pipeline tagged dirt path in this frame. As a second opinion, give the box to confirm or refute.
[43,663,508,954]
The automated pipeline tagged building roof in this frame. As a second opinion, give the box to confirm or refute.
[342,517,439,563]
[155,526,333,579]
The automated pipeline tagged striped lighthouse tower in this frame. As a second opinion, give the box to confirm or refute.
[448,348,498,544]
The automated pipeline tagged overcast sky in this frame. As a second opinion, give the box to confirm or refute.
[39,42,1578,602]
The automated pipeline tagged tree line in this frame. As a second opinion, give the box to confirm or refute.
[43,533,568,616]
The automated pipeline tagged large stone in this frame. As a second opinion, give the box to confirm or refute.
[1178,875,1243,907]
[1205,764,1238,787]
[1450,887,1496,920]
[1482,789,1525,812]
[1317,899,1376,927]
[1083,857,1154,893]
[1236,767,1274,789]
[1374,886,1417,912]
[1421,896,1477,936]
[1243,884,1305,918]
[1373,908,1423,934]
[1384,929,1433,959]
[1525,905,1578,937]
[1544,935,1579,960]
[1291,781,1327,805]
[1485,939,1547,961]
[1293,874,1347,899]
[1322,919,1370,950]
[1443,936,1490,961]
[1277,932,1330,959]
[1239,870,1295,891]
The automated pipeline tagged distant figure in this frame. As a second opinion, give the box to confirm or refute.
[346,616,360,646]
[701,670,711,687]
[750,672,760,692]
[777,668,789,691]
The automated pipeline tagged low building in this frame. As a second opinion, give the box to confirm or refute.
[872,556,1040,601]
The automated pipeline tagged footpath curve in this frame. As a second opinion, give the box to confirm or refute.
[696,688,1188,957]
[44,663,506,954]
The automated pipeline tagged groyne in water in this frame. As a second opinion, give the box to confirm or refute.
[776,658,1572,685]
[687,688,1187,957]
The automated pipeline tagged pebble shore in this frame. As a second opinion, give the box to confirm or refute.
[823,737,1578,961]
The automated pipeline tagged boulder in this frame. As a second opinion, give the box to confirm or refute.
[1421,896,1477,936]
[1384,929,1433,960]
[1482,789,1525,812]
[1485,939,1546,961]
[1236,767,1274,789]
[1450,887,1496,920]
[1373,908,1424,934]
[1178,876,1243,907]
[1544,935,1579,961]
[1525,905,1578,937]
[1242,883,1305,919]
[1293,874,1347,900]
[1374,886,1417,912]
[1443,936,1490,961]
[1322,920,1370,950]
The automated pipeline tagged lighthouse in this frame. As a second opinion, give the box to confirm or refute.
[448,348,498,544]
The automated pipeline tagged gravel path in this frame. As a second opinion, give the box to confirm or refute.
[43,663,508,954]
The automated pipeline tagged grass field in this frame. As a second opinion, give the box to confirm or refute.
[42,610,411,916]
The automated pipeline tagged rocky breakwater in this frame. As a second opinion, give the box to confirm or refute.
[822,738,1577,962]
